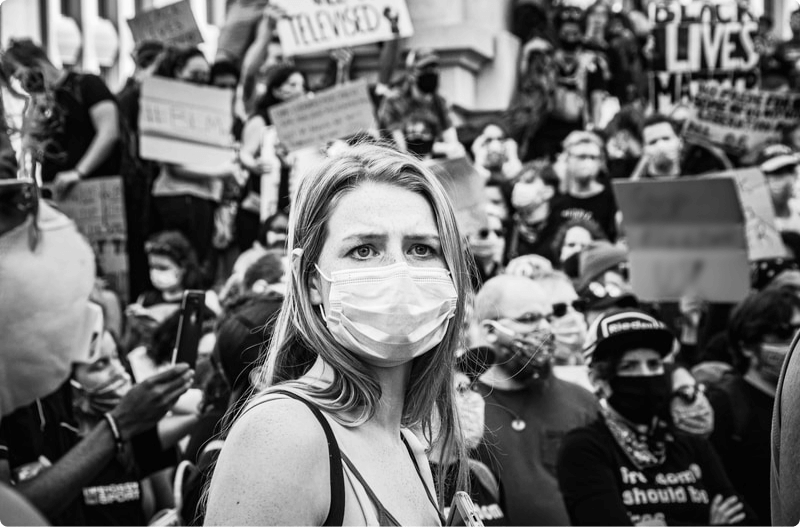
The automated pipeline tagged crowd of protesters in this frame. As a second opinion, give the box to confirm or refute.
[3,0,800,525]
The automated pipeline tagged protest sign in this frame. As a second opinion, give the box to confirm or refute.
[139,77,234,166]
[647,1,759,113]
[426,157,487,238]
[271,0,414,57]
[613,178,751,303]
[56,177,129,302]
[268,80,375,152]
[685,84,800,156]
[127,0,203,47]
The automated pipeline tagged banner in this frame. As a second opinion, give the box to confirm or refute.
[55,177,129,302]
[139,77,234,166]
[613,178,751,302]
[127,0,203,47]
[685,83,800,156]
[426,157,487,238]
[272,0,414,56]
[648,1,759,113]
[268,80,376,151]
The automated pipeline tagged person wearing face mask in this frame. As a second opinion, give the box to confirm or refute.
[150,47,239,268]
[0,39,121,199]
[558,309,752,526]
[378,48,464,160]
[631,114,732,181]
[469,212,507,286]
[603,106,645,179]
[470,275,600,526]
[125,230,219,352]
[472,123,522,182]
[205,144,471,526]
[700,287,800,524]
[507,162,562,262]
[534,270,590,366]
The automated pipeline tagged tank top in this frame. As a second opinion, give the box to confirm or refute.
[245,389,444,526]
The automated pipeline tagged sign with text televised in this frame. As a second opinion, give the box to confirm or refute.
[272,0,414,56]
[127,0,204,47]
[139,77,234,166]
[647,0,759,113]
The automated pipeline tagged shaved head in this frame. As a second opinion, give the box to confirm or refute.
[474,275,549,322]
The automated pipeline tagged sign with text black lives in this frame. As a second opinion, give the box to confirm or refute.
[613,178,751,303]
[55,177,129,302]
[685,84,800,156]
[271,0,414,56]
[268,80,375,151]
[127,0,203,47]
[648,1,759,113]
[139,77,234,165]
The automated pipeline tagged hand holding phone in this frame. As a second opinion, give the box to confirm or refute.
[446,491,484,527]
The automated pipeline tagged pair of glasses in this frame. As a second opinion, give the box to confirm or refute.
[672,383,704,404]
[551,299,587,318]
[477,227,505,239]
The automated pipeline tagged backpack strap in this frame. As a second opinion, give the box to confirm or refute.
[467,458,500,503]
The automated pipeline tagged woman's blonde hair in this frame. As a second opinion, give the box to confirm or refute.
[247,143,472,503]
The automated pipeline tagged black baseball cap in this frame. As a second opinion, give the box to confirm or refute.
[583,308,675,365]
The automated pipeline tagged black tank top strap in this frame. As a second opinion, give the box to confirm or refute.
[255,389,345,526]
[400,434,445,525]
[340,452,403,526]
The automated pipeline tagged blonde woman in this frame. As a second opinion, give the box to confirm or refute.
[205,144,472,525]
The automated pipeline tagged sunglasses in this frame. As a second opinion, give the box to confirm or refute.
[551,299,587,318]
[672,383,704,405]
[477,227,505,239]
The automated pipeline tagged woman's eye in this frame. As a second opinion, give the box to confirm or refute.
[411,244,435,257]
[351,246,375,259]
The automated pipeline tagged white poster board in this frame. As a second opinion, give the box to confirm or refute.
[268,80,375,152]
[139,77,234,166]
[127,0,204,47]
[272,0,414,56]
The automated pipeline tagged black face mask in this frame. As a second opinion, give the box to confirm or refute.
[406,138,435,158]
[416,72,439,94]
[608,373,672,424]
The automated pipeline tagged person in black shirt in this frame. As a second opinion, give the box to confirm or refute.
[1,39,121,198]
[558,309,751,526]
[548,131,618,242]
[704,287,800,523]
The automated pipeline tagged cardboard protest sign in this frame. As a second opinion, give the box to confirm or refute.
[268,80,375,152]
[139,77,234,166]
[56,177,129,302]
[127,0,203,47]
[685,84,800,156]
[613,178,751,303]
[271,0,414,56]
[647,1,759,113]
[425,157,487,238]
[709,168,787,261]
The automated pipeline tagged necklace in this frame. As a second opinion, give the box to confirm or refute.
[486,401,526,432]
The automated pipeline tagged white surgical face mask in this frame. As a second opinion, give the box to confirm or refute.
[316,262,458,367]
[150,268,181,291]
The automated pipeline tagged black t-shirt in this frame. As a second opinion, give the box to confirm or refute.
[42,72,121,182]
[707,375,773,524]
[432,459,507,526]
[558,418,750,526]
[549,184,618,242]
[0,381,177,526]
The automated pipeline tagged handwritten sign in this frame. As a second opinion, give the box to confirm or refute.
[55,177,129,302]
[272,0,414,56]
[268,80,375,151]
[127,0,203,47]
[139,77,234,165]
[614,178,751,302]
[647,1,759,113]
[708,168,787,261]
[425,157,487,238]
[685,84,800,156]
